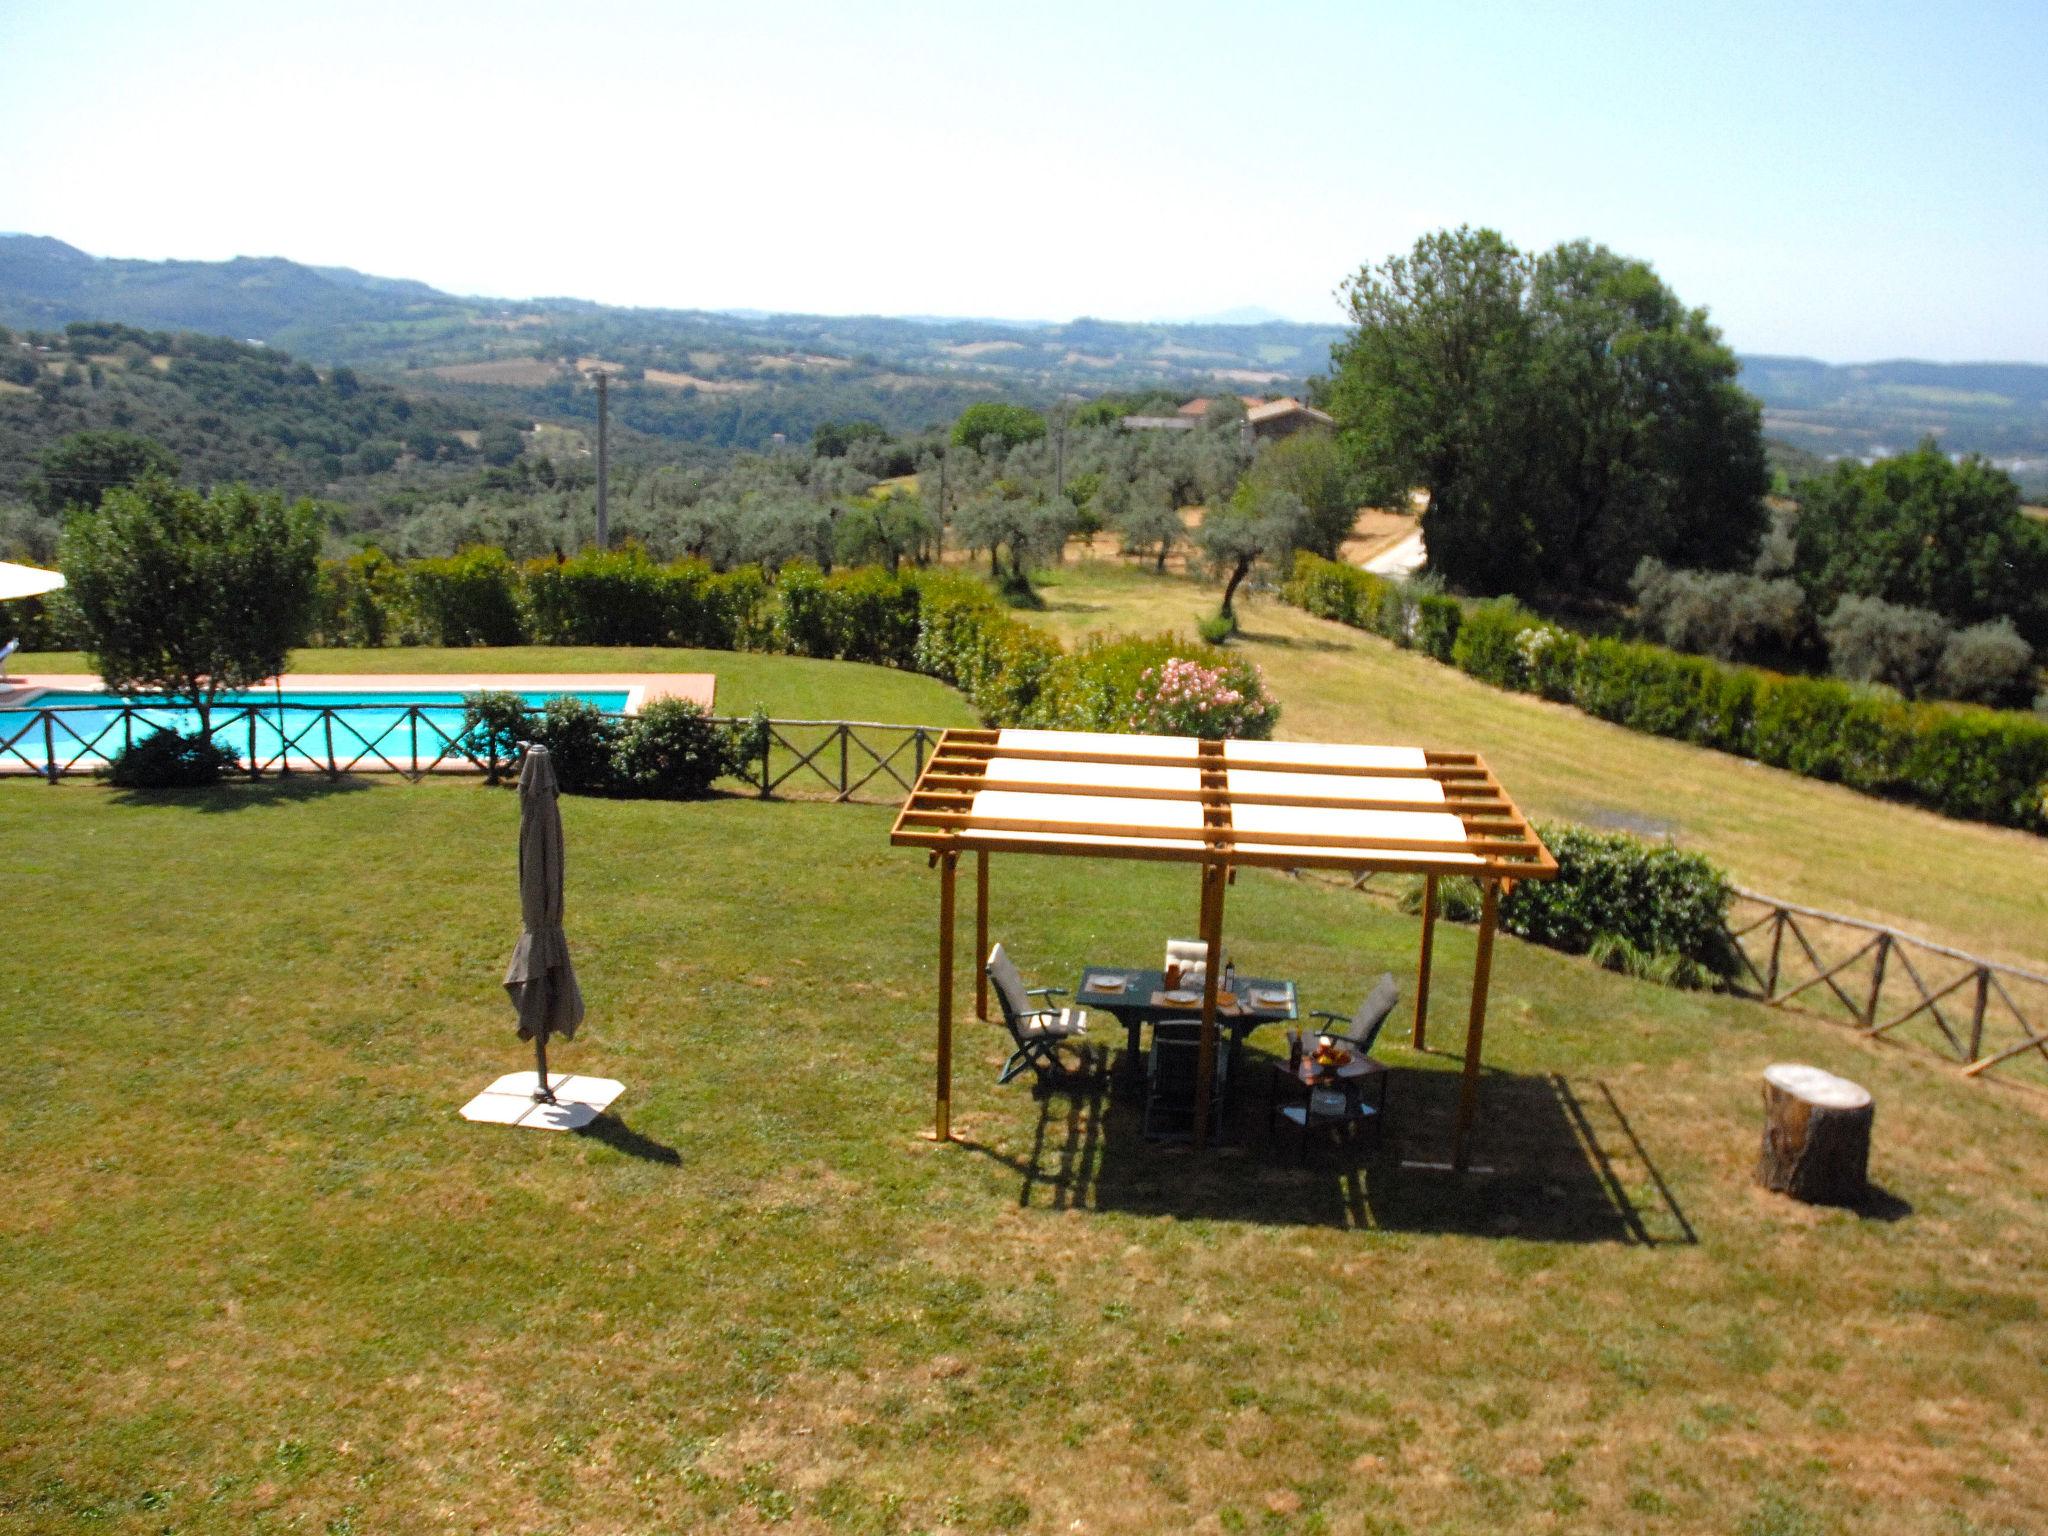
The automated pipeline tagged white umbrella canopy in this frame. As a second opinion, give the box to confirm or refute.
[503,744,585,1103]
[0,562,64,602]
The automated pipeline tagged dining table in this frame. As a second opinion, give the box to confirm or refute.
[1072,965,1300,1077]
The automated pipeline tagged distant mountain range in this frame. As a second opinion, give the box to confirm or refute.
[4,235,2046,464]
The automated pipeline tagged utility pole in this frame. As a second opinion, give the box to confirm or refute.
[1054,400,1066,501]
[594,370,610,552]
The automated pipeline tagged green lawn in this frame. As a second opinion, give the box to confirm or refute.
[6,780,2047,1533]
[1024,562,2048,971]
[12,646,978,730]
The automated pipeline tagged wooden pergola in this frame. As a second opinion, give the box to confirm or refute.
[890,728,1559,1168]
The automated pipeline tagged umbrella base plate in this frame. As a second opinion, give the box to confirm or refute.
[461,1072,623,1130]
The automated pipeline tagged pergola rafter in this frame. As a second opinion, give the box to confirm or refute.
[891,728,1558,1168]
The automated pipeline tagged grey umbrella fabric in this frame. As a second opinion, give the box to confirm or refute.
[504,745,584,1049]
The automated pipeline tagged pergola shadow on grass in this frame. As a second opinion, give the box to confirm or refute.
[893,727,1558,1167]
[982,1056,1697,1241]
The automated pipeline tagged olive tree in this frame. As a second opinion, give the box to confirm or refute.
[61,476,323,734]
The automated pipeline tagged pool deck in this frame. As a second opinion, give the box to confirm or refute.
[0,671,717,711]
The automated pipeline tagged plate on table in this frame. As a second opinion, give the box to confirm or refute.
[1162,989,1202,1006]
[1252,987,1290,1008]
[1086,974,1128,993]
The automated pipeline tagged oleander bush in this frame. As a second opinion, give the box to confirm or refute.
[1284,552,2048,833]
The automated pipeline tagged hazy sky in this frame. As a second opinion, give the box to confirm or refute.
[3,0,2043,361]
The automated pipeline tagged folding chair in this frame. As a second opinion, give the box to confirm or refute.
[986,943,1089,1085]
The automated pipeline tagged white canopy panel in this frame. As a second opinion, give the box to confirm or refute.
[996,728,1199,760]
[1226,767,1445,806]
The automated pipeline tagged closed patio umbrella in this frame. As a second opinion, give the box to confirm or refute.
[503,744,584,1103]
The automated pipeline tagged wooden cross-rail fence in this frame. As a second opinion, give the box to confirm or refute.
[1724,891,2048,1083]
[9,700,2043,1081]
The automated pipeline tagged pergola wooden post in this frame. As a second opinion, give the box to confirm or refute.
[931,849,958,1143]
[1451,878,1501,1171]
[892,729,1554,1164]
[1193,859,1229,1144]
[1412,872,1438,1050]
[974,850,990,1023]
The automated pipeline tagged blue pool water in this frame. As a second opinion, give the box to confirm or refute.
[1,688,632,770]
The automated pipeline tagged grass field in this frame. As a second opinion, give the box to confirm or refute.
[1023,562,2048,971]
[5,781,2047,1534]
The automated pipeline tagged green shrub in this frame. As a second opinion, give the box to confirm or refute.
[523,545,674,645]
[1823,595,1950,697]
[456,690,534,782]
[1501,823,1737,984]
[1411,592,1464,659]
[1284,552,2048,832]
[0,590,74,652]
[1936,619,2036,708]
[913,574,1060,725]
[1450,599,1534,688]
[313,548,410,647]
[1197,612,1236,645]
[611,698,740,797]
[103,727,241,788]
[824,566,923,667]
[409,546,526,646]
[528,696,625,793]
[700,565,775,650]
[774,560,835,658]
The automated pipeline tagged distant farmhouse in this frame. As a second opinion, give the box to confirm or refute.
[1121,394,1335,446]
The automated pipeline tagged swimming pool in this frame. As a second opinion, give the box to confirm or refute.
[1,687,635,772]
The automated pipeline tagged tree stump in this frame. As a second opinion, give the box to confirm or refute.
[1758,1063,1872,1205]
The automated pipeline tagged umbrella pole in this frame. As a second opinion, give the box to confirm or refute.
[534,1031,557,1103]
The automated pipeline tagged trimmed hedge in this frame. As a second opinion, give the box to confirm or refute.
[1286,554,2048,833]
[299,547,1271,742]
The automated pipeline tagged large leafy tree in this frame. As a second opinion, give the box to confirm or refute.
[1327,227,1768,597]
[61,477,323,734]
[1790,441,2048,643]
[1527,241,1767,588]
[1327,227,1542,592]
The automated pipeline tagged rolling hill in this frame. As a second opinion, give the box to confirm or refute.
[5,235,2047,466]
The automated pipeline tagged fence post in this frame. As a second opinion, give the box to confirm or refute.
[42,712,57,784]
[249,709,260,779]
[839,724,850,802]
[1862,932,1892,1029]
[324,711,337,781]
[760,729,772,797]
[1968,969,1990,1061]
[1765,908,1785,997]
[410,707,420,781]
[123,707,132,755]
